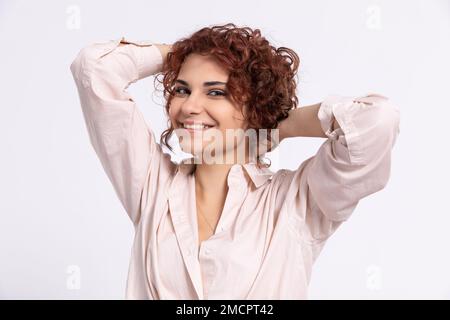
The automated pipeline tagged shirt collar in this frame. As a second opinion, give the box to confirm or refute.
[176,159,274,189]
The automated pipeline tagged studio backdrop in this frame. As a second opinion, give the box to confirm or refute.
[0,0,449,299]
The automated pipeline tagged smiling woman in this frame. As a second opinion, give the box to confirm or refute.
[169,52,251,163]
[70,22,400,300]
[156,23,300,168]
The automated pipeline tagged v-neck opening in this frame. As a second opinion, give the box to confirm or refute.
[191,172,227,252]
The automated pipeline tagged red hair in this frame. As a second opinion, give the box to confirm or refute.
[154,23,300,167]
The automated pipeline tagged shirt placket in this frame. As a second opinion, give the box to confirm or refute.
[168,169,204,300]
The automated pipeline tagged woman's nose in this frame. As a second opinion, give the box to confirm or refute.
[180,94,204,114]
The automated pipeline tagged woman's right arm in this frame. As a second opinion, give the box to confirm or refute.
[70,37,171,225]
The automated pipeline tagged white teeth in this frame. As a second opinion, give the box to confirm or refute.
[183,123,212,130]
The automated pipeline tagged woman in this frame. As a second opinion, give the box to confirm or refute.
[70,23,400,299]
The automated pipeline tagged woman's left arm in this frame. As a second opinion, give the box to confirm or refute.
[279,93,401,245]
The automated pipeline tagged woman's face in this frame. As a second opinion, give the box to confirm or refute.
[169,53,250,164]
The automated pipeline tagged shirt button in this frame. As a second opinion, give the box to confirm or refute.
[205,248,211,255]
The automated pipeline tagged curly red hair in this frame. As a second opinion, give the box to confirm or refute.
[153,23,300,167]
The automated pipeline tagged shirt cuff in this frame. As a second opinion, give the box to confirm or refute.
[317,94,362,164]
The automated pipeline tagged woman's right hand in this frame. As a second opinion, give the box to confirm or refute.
[154,44,173,64]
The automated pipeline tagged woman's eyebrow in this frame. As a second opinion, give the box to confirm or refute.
[175,79,227,87]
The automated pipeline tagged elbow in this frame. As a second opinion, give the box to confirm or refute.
[359,94,401,147]
[70,45,96,84]
[70,42,109,82]
[374,98,401,148]
[70,39,121,86]
[348,94,401,166]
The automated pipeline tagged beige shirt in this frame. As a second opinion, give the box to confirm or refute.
[70,36,400,299]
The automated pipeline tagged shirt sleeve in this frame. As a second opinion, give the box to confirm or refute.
[69,37,164,225]
[285,93,401,248]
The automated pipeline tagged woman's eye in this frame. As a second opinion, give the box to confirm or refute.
[174,87,188,95]
[174,87,226,96]
[209,90,227,96]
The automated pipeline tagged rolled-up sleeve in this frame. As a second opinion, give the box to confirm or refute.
[286,93,400,245]
[69,37,164,225]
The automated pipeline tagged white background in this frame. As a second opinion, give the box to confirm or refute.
[0,0,449,299]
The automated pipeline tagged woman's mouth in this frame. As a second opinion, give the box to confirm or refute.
[179,122,215,132]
